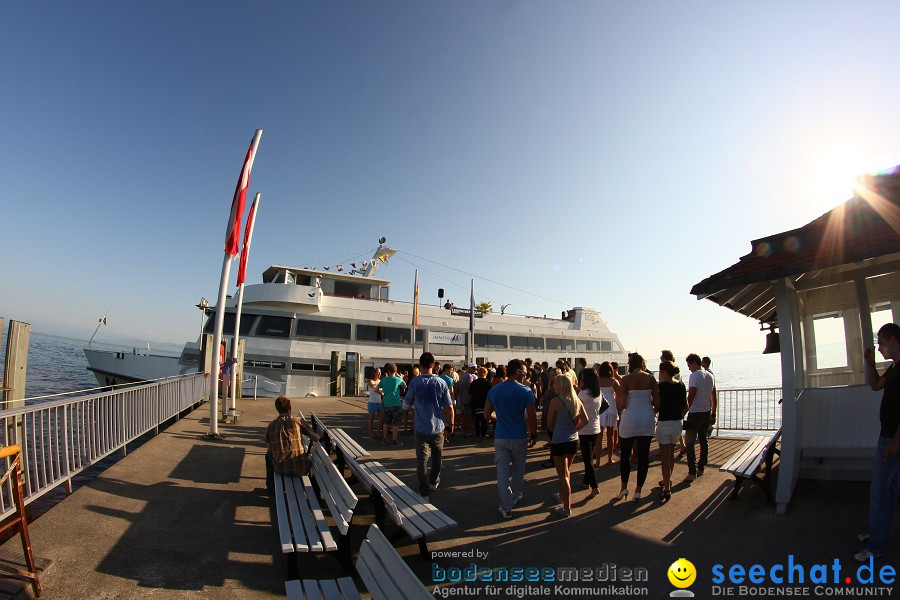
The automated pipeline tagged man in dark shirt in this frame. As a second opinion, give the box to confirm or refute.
[858,322,900,562]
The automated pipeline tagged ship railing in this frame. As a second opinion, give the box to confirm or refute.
[713,386,782,436]
[0,372,207,522]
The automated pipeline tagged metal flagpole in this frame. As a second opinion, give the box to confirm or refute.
[209,129,262,439]
[411,270,418,365]
[230,193,260,412]
[468,279,475,364]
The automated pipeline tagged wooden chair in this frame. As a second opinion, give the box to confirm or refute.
[0,445,42,597]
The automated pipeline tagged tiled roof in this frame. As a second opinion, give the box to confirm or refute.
[691,166,900,322]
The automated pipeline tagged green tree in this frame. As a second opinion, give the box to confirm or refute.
[475,301,493,314]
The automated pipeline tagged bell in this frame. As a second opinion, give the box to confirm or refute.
[763,330,781,354]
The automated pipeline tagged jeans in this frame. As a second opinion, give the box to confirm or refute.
[619,436,652,487]
[868,436,900,554]
[414,431,444,495]
[685,411,711,475]
[495,437,528,511]
[474,413,488,438]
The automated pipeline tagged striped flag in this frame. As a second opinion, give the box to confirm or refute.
[237,194,259,286]
[413,270,419,328]
[225,131,262,257]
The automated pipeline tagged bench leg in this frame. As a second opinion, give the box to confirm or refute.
[750,473,774,504]
[418,539,428,560]
[371,490,387,531]
[286,553,299,581]
[338,531,353,570]
[335,449,347,478]
[729,477,744,500]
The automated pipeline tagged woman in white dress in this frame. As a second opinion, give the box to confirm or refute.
[615,354,660,502]
[367,368,384,438]
[594,361,620,467]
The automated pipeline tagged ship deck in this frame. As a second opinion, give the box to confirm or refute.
[2,395,891,599]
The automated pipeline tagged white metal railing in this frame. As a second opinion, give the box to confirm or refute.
[714,386,782,435]
[0,372,207,522]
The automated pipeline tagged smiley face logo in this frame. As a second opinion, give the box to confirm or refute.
[668,558,696,588]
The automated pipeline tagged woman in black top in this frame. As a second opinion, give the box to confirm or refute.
[656,361,687,500]
[468,366,492,442]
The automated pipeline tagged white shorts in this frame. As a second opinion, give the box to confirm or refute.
[656,420,682,445]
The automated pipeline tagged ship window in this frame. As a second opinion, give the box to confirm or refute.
[510,336,529,350]
[416,329,424,343]
[295,275,311,286]
[292,363,314,371]
[334,280,375,299]
[257,316,292,337]
[600,341,612,351]
[270,361,286,369]
[296,319,351,340]
[203,312,256,336]
[313,364,331,372]
[546,338,561,351]
[576,340,590,351]
[357,325,411,344]
[510,336,544,350]
[475,334,507,349]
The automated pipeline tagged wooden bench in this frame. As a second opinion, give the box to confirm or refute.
[285,524,433,600]
[719,427,782,503]
[309,442,358,568]
[311,412,371,474]
[273,440,358,576]
[344,453,456,558]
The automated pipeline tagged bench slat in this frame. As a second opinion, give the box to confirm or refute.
[331,429,370,458]
[286,476,318,552]
[376,465,457,532]
[720,437,767,475]
[311,443,358,535]
[286,579,303,600]
[336,577,362,600]
[274,473,298,553]
[302,579,324,600]
[359,527,433,600]
[365,466,431,539]
[301,475,338,551]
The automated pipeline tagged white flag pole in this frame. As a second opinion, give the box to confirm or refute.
[411,269,418,365]
[230,193,260,412]
[209,130,262,438]
[468,279,475,364]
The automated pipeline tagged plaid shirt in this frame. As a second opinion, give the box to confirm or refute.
[266,414,310,476]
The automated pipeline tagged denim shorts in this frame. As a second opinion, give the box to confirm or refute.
[367,402,384,413]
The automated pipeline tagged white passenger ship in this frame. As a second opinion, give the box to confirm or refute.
[84,242,628,396]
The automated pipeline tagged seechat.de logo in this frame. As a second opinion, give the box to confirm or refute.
[668,558,696,598]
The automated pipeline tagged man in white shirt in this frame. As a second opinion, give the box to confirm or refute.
[685,353,716,480]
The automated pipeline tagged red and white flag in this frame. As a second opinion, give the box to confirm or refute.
[237,194,259,286]
[225,131,262,257]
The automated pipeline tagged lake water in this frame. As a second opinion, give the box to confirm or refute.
[1,330,854,401]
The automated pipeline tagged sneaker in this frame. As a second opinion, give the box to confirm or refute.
[430,478,440,490]
[390,440,403,447]
[552,492,561,503]
[553,506,571,518]
[697,468,705,477]
[858,533,871,543]
[420,488,430,498]
[498,507,513,519]
[513,494,523,507]
[854,548,882,562]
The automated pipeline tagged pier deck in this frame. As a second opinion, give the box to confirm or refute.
[2,395,891,599]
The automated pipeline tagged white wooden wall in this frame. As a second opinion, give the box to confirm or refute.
[797,385,881,449]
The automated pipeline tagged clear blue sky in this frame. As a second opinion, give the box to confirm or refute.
[3,1,898,358]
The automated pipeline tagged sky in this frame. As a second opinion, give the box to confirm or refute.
[3,0,898,359]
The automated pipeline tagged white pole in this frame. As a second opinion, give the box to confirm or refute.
[230,193,260,411]
[209,255,232,437]
[229,284,244,412]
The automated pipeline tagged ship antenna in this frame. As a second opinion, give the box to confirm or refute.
[88,314,108,348]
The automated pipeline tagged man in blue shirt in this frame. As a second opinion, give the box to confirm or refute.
[485,358,538,518]
[405,352,454,497]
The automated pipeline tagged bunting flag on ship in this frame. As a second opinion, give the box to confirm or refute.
[296,255,389,272]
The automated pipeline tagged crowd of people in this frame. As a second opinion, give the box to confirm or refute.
[357,350,718,517]
[263,322,899,561]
